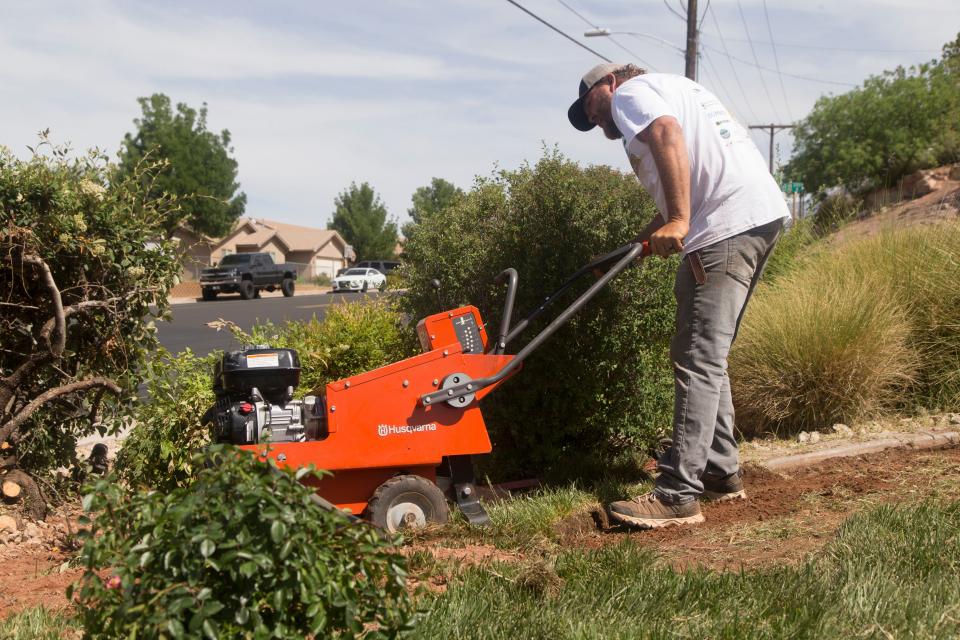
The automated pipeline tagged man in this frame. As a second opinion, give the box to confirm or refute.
[568,63,790,529]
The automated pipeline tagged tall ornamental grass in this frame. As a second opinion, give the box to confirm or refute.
[731,221,960,436]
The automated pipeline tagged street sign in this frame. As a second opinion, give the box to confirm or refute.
[781,181,804,194]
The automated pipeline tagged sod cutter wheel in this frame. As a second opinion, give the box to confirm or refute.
[366,475,450,533]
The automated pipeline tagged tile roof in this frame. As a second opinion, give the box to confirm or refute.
[222,218,344,253]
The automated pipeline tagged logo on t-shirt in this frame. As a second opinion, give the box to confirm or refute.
[719,128,731,139]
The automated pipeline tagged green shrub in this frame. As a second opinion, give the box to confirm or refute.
[384,271,407,291]
[311,273,332,287]
[731,221,960,435]
[115,300,417,490]
[0,136,182,502]
[113,349,217,492]
[400,149,675,480]
[244,299,418,395]
[72,446,413,639]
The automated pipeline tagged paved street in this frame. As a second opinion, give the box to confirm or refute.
[157,291,383,356]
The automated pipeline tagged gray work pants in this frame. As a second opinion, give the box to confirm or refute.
[654,218,784,504]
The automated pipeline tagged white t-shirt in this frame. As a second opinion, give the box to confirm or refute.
[611,73,790,255]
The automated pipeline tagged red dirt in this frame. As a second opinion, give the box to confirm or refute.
[565,445,960,570]
[0,504,84,620]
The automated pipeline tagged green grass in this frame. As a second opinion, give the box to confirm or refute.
[415,499,960,639]
[0,607,78,640]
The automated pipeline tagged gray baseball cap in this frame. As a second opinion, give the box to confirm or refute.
[567,62,621,131]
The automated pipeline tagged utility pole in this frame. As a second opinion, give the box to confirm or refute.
[748,124,795,174]
[685,0,698,80]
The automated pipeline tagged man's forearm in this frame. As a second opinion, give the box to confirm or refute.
[649,128,691,227]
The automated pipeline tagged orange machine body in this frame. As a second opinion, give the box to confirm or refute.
[240,305,514,516]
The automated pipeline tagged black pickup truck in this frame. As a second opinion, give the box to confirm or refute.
[199,253,297,301]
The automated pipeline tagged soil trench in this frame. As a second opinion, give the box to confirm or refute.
[556,445,960,570]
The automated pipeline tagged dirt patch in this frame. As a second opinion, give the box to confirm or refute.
[0,503,85,620]
[412,445,960,575]
[598,446,960,571]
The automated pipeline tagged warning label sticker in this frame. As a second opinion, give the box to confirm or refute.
[246,353,280,368]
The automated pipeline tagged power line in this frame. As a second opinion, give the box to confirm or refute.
[700,42,856,87]
[708,3,759,122]
[554,0,657,70]
[761,0,793,121]
[698,0,711,29]
[700,34,940,53]
[505,0,611,63]
[663,0,686,22]
[736,0,780,121]
[701,50,746,123]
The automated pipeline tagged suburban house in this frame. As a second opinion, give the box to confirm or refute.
[210,218,354,279]
[171,225,217,281]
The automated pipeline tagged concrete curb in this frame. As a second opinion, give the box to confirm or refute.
[763,430,960,471]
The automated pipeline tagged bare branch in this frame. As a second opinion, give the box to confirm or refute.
[0,255,65,411]
[0,377,122,444]
[22,255,66,357]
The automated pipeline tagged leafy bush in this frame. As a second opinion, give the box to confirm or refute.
[244,299,418,395]
[385,271,407,291]
[731,221,960,435]
[311,273,332,287]
[115,300,417,490]
[0,136,181,505]
[73,446,413,639]
[113,349,217,492]
[400,149,675,479]
[787,32,960,193]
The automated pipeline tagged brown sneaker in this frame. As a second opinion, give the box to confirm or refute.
[701,470,747,502]
[608,492,705,529]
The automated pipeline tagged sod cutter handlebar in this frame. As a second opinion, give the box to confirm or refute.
[420,240,651,407]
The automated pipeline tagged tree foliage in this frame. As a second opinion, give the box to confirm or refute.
[403,177,464,239]
[400,149,677,480]
[73,447,414,639]
[0,136,182,510]
[786,32,960,194]
[118,94,246,237]
[328,182,398,261]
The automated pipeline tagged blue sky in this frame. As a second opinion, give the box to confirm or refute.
[1,1,957,230]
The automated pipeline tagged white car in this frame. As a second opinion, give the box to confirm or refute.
[331,268,386,293]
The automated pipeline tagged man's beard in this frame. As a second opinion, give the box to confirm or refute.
[601,120,622,140]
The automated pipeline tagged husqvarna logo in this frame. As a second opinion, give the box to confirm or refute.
[377,423,438,437]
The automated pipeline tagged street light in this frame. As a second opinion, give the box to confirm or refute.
[584,28,685,55]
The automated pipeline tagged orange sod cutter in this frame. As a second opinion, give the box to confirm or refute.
[209,241,651,531]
